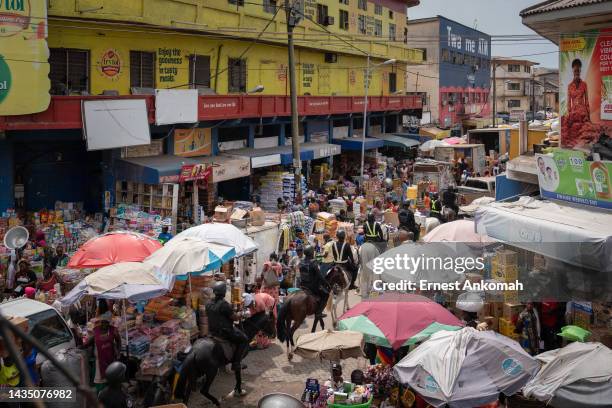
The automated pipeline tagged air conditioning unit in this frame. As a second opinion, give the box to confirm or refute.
[325,16,335,26]
[324,53,338,63]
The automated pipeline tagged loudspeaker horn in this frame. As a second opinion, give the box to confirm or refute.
[3,226,29,250]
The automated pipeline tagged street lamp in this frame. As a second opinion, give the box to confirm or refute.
[360,58,396,186]
[247,85,265,94]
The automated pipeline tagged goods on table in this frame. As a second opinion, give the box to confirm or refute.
[110,204,170,236]
[258,171,307,211]
[317,212,338,236]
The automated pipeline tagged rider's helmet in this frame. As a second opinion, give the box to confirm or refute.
[212,281,227,297]
[303,245,315,259]
[105,361,127,385]
[336,230,346,241]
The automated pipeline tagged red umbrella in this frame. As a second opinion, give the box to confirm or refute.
[339,293,463,350]
[68,231,162,269]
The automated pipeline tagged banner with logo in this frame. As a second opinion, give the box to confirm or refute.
[559,29,612,147]
[179,164,212,183]
[174,128,212,157]
[536,149,612,209]
[0,0,50,115]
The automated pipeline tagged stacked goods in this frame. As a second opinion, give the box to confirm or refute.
[282,173,306,202]
[352,197,367,220]
[317,212,337,236]
[311,164,330,189]
[110,204,170,236]
[258,171,286,211]
[145,296,173,314]
[329,199,347,215]
[337,222,355,244]
[492,249,519,303]
[499,302,522,340]
[168,280,188,299]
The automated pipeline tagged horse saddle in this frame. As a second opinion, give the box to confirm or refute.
[210,336,235,362]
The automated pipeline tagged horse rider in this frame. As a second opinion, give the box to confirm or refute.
[430,193,442,220]
[299,246,330,319]
[332,230,358,290]
[205,281,249,373]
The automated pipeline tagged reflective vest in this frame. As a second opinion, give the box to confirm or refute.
[431,199,441,214]
[332,242,348,264]
[365,222,380,238]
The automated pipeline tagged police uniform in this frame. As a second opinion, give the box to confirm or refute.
[206,297,248,368]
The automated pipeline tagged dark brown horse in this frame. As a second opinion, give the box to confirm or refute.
[276,267,347,359]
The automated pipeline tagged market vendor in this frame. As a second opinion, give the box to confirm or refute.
[324,363,344,391]
[242,292,276,319]
[48,244,69,271]
[81,314,122,392]
[13,260,38,296]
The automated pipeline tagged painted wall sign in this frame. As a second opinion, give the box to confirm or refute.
[158,47,182,83]
[98,49,122,80]
[174,128,212,157]
[211,157,251,182]
[0,0,50,115]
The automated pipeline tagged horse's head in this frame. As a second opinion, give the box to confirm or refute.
[245,310,276,339]
[326,266,348,295]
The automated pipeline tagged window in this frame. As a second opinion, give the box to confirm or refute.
[339,10,349,30]
[49,48,89,95]
[189,55,211,88]
[228,57,247,93]
[29,310,73,349]
[339,0,349,4]
[404,27,408,44]
[508,64,521,72]
[358,0,367,11]
[374,19,382,37]
[388,23,396,40]
[451,51,457,64]
[358,15,366,34]
[456,53,464,65]
[389,72,397,93]
[263,0,277,13]
[130,51,155,88]
[228,0,244,5]
[508,99,521,108]
[417,48,427,61]
[389,10,393,19]
[441,48,450,63]
[317,4,329,25]
[507,82,520,91]
[374,4,382,15]
[524,65,531,73]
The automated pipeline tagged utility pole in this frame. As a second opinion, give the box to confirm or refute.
[491,61,496,127]
[285,0,302,205]
[531,73,536,121]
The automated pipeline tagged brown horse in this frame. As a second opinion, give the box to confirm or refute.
[276,267,347,359]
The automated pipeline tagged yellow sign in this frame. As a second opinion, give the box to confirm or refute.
[174,128,212,157]
[560,37,586,52]
[0,0,50,115]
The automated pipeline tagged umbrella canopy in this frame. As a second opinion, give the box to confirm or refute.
[338,293,463,350]
[523,342,612,408]
[294,330,364,361]
[60,262,167,304]
[144,236,235,279]
[443,136,466,145]
[423,220,495,244]
[419,139,449,152]
[175,223,258,257]
[367,242,478,284]
[68,231,162,269]
[394,328,539,408]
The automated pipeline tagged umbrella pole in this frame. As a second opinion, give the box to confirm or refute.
[123,299,129,361]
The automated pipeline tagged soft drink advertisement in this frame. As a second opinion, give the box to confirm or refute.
[559,29,612,148]
[536,149,611,209]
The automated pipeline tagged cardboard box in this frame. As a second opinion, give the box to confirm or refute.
[214,205,231,222]
[495,249,518,266]
[249,207,265,226]
[503,302,523,322]
[498,317,516,337]
[0,316,28,357]
[492,264,518,282]
[230,208,247,220]
[491,302,504,318]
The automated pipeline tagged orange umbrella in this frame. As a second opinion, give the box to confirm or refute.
[68,231,162,269]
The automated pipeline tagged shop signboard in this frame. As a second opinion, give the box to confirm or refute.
[179,164,212,183]
[211,156,251,183]
[251,154,281,168]
[536,149,612,209]
[174,128,212,157]
[559,28,612,147]
[0,0,50,115]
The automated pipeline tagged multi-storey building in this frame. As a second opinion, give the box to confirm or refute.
[406,16,491,129]
[0,0,423,215]
[491,57,538,119]
[533,67,559,113]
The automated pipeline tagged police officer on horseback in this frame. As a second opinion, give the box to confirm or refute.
[332,230,358,290]
[299,246,329,319]
[206,281,249,373]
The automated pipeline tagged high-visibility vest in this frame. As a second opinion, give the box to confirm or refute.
[332,242,348,264]
[365,222,379,238]
[431,200,441,214]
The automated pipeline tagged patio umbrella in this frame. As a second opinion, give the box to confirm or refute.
[523,342,612,408]
[419,139,449,152]
[294,329,364,361]
[174,223,258,257]
[423,220,495,245]
[367,242,478,285]
[443,136,466,145]
[144,236,236,279]
[394,328,539,408]
[338,293,463,350]
[68,231,162,269]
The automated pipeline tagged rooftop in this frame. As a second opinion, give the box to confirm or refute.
[520,0,611,16]
[492,57,539,66]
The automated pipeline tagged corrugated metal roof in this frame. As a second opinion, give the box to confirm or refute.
[520,0,611,16]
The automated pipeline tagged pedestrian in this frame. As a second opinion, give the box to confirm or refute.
[261,253,282,302]
[430,193,442,220]
[320,234,335,276]
[81,313,122,392]
[289,246,304,287]
[372,201,384,223]
[157,225,173,244]
[13,260,37,296]
[515,302,541,355]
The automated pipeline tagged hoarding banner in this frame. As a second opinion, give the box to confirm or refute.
[536,149,612,209]
[174,128,212,157]
[0,0,51,115]
[559,29,612,147]
[179,164,212,183]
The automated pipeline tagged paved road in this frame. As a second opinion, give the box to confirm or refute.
[187,290,368,407]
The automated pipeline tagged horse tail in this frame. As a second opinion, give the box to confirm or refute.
[174,352,195,401]
[326,289,334,312]
[276,299,290,343]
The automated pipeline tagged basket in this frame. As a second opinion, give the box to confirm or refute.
[506,394,547,408]
[328,396,373,408]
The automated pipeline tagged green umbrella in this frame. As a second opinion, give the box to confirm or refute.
[557,325,591,342]
[338,315,461,348]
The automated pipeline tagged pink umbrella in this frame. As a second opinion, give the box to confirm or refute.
[339,293,463,349]
[68,231,162,269]
[423,219,495,244]
[444,136,465,145]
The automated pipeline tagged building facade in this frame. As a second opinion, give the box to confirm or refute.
[491,57,538,118]
[0,0,423,214]
[406,16,491,129]
[534,67,559,112]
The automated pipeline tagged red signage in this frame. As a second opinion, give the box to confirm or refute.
[179,164,212,183]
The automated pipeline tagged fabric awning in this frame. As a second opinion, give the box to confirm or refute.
[393,132,431,143]
[371,134,420,149]
[332,137,384,151]
[114,155,200,184]
[193,154,251,183]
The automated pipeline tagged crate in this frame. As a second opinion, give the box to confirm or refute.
[495,249,518,266]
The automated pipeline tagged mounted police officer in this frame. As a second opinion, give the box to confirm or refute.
[332,230,358,290]
[205,281,249,373]
[299,246,329,319]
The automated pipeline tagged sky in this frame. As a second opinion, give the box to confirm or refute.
[409,0,559,68]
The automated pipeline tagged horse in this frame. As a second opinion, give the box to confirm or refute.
[358,242,382,299]
[174,311,275,406]
[326,264,353,328]
[276,268,347,359]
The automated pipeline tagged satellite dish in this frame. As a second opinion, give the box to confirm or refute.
[3,226,29,250]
